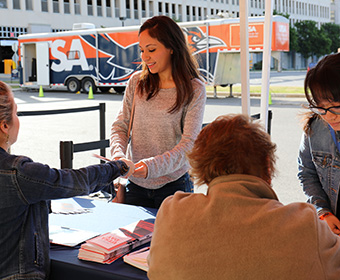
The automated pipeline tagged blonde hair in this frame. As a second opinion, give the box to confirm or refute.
[187,114,277,186]
[0,81,13,125]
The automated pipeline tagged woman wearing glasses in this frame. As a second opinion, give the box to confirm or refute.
[298,53,340,235]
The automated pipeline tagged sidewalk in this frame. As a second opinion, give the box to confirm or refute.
[0,73,306,98]
[206,91,305,98]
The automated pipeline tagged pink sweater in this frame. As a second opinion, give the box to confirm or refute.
[110,71,206,189]
[148,174,340,280]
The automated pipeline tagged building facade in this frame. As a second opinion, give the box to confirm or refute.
[0,0,336,71]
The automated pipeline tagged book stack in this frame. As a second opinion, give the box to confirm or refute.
[78,219,154,264]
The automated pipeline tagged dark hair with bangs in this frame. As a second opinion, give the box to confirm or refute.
[137,15,201,113]
[187,114,277,186]
[303,53,340,133]
[305,53,340,106]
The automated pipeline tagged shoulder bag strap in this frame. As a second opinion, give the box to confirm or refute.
[127,88,136,138]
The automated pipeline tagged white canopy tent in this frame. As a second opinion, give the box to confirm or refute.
[239,0,273,132]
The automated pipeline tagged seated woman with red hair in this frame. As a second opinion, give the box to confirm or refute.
[148,114,340,280]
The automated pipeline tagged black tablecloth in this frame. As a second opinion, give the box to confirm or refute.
[49,197,157,280]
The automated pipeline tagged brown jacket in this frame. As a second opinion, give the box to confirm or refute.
[148,174,340,280]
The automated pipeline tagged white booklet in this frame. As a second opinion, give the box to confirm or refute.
[49,225,100,247]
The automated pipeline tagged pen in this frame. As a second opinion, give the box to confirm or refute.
[93,154,111,162]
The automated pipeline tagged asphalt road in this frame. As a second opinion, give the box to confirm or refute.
[10,82,308,206]
[249,70,306,87]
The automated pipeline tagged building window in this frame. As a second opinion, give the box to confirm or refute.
[53,0,59,13]
[41,0,48,12]
[74,0,80,14]
[26,0,33,10]
[0,26,27,39]
[97,0,102,16]
[106,0,111,17]
[0,0,6,8]
[178,4,182,21]
[88,0,93,15]
[13,0,20,9]
[134,0,138,18]
[64,0,70,13]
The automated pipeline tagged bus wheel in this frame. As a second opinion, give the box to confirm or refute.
[66,78,81,93]
[82,78,97,93]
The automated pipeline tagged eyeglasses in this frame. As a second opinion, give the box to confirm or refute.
[309,105,340,115]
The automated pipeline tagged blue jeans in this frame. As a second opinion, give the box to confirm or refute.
[125,173,193,209]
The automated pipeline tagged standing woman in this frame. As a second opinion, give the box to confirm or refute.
[110,15,206,209]
[0,81,134,279]
[298,53,340,235]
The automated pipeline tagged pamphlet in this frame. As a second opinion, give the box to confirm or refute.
[51,199,91,214]
[49,225,100,247]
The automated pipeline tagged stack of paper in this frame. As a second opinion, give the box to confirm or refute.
[78,219,154,264]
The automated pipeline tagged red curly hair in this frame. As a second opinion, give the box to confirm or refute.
[187,114,277,186]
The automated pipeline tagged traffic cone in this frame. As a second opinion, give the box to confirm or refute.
[88,86,94,99]
[39,86,44,97]
[76,90,80,94]
[268,91,272,105]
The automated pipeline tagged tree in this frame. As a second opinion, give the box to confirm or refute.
[273,9,289,19]
[294,20,331,60]
[321,22,340,53]
[289,26,298,52]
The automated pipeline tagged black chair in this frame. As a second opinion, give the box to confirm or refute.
[202,110,272,135]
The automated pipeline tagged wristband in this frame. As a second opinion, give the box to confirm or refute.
[119,161,129,176]
[319,212,334,220]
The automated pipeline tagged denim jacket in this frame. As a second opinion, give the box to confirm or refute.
[0,147,127,279]
[298,117,340,216]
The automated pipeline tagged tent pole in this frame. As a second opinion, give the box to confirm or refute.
[260,0,274,131]
[239,0,250,115]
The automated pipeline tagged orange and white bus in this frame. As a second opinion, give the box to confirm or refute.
[17,15,289,93]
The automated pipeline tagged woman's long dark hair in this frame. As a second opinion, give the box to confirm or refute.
[303,53,340,134]
[137,16,201,113]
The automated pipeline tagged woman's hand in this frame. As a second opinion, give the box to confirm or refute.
[133,161,148,179]
[323,214,340,235]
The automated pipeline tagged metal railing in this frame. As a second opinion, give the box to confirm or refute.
[19,104,272,170]
[18,103,106,169]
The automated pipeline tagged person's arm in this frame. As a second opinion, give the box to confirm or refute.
[317,216,340,279]
[14,156,133,204]
[137,80,206,179]
[319,212,340,235]
[297,132,332,214]
[297,132,340,234]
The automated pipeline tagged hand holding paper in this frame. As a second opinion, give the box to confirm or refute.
[133,161,148,179]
